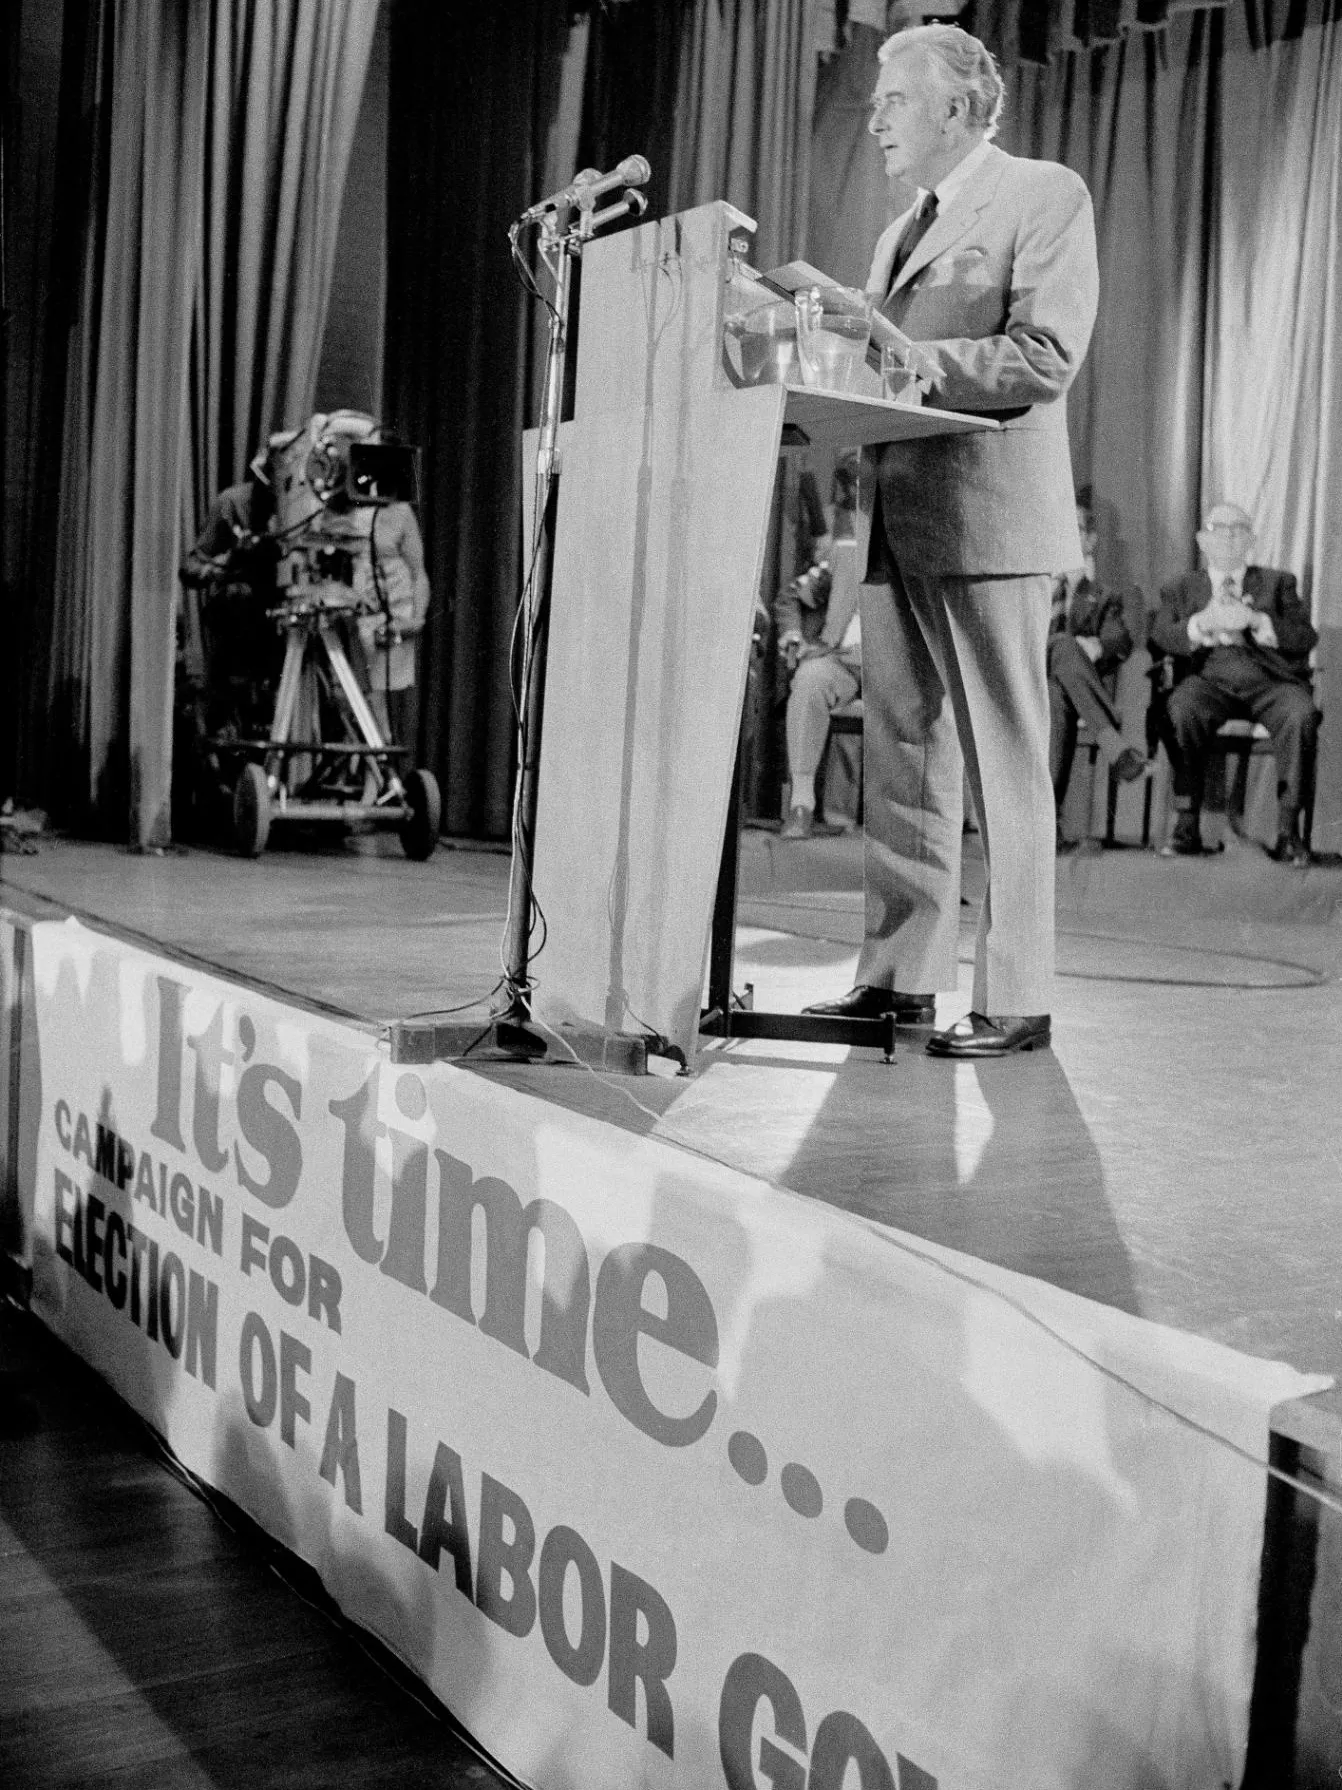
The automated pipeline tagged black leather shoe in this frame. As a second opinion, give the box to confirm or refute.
[1269,831,1310,867]
[802,984,936,1025]
[925,1012,1051,1058]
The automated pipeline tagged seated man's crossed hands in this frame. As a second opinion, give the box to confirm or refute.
[1188,584,1278,649]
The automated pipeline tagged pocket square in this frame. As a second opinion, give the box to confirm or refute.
[923,249,992,287]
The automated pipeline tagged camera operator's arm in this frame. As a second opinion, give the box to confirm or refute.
[182,502,236,586]
[181,483,263,588]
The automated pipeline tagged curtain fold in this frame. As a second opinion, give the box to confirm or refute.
[1206,3,1342,604]
[668,0,816,267]
[190,0,380,526]
[39,0,376,848]
[1005,18,1217,604]
[48,0,207,847]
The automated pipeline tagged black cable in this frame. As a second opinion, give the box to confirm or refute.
[396,976,510,1024]
[508,222,559,323]
[368,502,393,741]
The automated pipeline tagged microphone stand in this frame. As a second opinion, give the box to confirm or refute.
[390,185,647,1068]
[494,206,576,1054]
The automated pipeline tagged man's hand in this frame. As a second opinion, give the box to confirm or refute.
[1190,592,1256,647]
[1076,635,1103,663]
[1247,610,1278,649]
[180,552,231,589]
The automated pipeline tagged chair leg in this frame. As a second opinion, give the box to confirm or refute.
[1302,720,1319,848]
[1104,765,1120,846]
[1224,747,1252,838]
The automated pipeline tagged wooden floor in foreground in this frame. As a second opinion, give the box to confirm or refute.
[0,1300,512,1790]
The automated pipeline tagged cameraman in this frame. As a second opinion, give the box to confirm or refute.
[350,498,431,743]
[182,462,276,593]
[179,461,281,729]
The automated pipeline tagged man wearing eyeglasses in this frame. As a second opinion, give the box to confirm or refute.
[1149,501,1318,864]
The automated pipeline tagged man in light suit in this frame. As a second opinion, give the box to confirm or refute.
[805,23,1099,1057]
[776,454,862,838]
[1149,501,1318,864]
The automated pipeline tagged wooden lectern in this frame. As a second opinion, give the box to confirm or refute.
[530,201,991,1068]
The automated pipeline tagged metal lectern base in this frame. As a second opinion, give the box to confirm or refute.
[698,990,896,1061]
[387,1015,661,1075]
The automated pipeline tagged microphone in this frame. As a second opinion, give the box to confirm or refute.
[519,155,651,224]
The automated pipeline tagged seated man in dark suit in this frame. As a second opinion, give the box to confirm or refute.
[1149,501,1318,864]
[1048,489,1145,844]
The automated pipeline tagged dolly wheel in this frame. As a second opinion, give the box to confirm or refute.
[400,768,441,861]
[233,763,271,858]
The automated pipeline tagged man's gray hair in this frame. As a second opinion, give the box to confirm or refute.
[878,23,1005,138]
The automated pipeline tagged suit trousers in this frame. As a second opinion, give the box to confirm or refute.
[1166,655,1318,822]
[1047,634,1124,799]
[785,651,862,783]
[857,567,1055,1015]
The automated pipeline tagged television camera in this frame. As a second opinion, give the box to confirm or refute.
[218,411,440,860]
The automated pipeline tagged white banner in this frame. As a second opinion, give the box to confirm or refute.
[23,916,1325,1790]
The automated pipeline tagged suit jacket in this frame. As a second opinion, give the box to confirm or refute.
[1051,575,1134,675]
[859,142,1099,580]
[1148,567,1316,687]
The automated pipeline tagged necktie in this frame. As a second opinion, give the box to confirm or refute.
[889,192,938,287]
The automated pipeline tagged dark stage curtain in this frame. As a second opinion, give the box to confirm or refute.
[381,1,577,842]
[26,0,374,849]
[4,3,85,814]
[666,0,817,268]
[189,1,380,528]
[46,0,207,849]
[385,0,819,839]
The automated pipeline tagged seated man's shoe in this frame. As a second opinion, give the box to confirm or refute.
[802,984,936,1025]
[780,804,814,839]
[1161,811,1203,857]
[1113,746,1147,783]
[925,1012,1051,1058]
[1269,829,1311,867]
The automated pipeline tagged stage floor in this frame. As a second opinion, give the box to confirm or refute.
[6,827,1342,1446]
